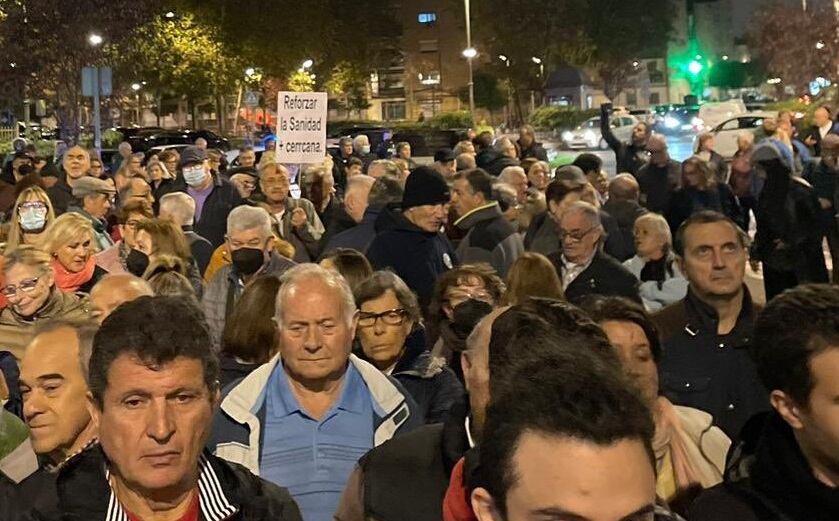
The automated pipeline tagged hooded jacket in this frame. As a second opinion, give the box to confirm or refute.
[208,353,422,476]
[691,412,839,521]
[454,203,523,278]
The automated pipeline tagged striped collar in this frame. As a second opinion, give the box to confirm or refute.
[104,453,238,521]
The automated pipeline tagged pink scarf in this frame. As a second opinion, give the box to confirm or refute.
[52,257,96,293]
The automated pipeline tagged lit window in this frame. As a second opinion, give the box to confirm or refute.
[418,12,437,24]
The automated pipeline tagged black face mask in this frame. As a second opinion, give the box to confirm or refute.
[231,247,266,276]
[126,249,150,277]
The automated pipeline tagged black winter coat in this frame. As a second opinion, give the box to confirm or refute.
[602,199,647,260]
[691,412,839,521]
[168,174,244,249]
[547,250,640,304]
[636,159,682,215]
[475,149,519,177]
[666,183,744,233]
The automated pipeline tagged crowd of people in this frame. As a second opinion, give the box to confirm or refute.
[0,107,837,521]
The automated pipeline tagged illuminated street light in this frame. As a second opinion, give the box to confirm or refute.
[245,67,256,77]
[816,40,826,50]
[531,56,542,64]
[632,60,640,68]
[462,47,477,59]
[498,54,508,62]
[88,33,103,46]
[131,83,141,91]
[164,11,175,18]
[302,59,314,69]
[688,60,704,75]
[722,55,729,61]
[767,77,782,85]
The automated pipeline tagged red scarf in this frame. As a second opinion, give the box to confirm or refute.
[443,458,478,521]
[51,257,95,293]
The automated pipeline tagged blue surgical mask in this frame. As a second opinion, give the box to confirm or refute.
[19,206,47,232]
[183,166,207,187]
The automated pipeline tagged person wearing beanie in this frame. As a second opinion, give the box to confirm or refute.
[367,166,459,312]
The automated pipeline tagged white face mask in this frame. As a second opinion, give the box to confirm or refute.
[360,145,371,155]
[183,165,207,187]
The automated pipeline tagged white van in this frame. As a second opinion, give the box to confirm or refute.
[698,100,747,132]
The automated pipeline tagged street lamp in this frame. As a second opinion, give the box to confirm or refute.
[464,0,475,120]
[722,55,729,61]
[302,59,314,70]
[131,83,141,91]
[87,32,105,153]
[816,40,826,50]
[462,47,477,59]
[88,33,103,46]
[131,83,142,124]
[245,67,256,78]
[164,11,175,18]
[531,57,544,113]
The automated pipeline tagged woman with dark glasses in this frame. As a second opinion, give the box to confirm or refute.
[354,270,464,424]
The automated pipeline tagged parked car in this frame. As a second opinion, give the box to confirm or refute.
[561,115,638,150]
[697,100,747,132]
[629,108,656,124]
[653,106,702,135]
[126,128,231,152]
[696,111,776,159]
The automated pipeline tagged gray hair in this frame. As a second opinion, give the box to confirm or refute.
[345,174,375,197]
[562,200,602,228]
[30,319,99,384]
[226,205,273,239]
[369,175,404,207]
[352,134,370,149]
[456,153,476,171]
[493,137,514,153]
[499,166,526,184]
[368,159,401,178]
[275,264,357,328]
[353,270,421,325]
[493,182,518,212]
[159,192,196,226]
[634,212,672,248]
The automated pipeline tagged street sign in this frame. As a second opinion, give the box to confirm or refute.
[82,67,96,97]
[99,67,112,96]
[275,91,327,164]
[244,90,259,108]
[82,66,113,97]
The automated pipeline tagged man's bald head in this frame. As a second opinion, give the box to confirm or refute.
[90,274,154,323]
[608,173,640,202]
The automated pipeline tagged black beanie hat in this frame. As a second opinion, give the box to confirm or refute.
[402,166,451,209]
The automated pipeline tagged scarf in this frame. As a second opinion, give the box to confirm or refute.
[653,398,725,497]
[51,257,95,293]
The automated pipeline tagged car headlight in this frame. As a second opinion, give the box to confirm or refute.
[562,131,573,142]
[584,130,597,143]
[691,117,703,127]
[664,116,679,129]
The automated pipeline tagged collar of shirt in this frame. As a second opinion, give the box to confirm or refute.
[820,122,833,137]
[268,361,367,420]
[453,201,498,227]
[465,416,476,449]
[561,253,595,289]
[104,453,237,521]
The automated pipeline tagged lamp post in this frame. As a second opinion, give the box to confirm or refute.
[464,0,475,120]
[88,33,103,152]
[531,56,543,114]
[131,83,142,125]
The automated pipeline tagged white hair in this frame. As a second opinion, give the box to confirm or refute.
[345,174,375,197]
[159,192,196,226]
[634,212,672,248]
[499,166,526,184]
[226,205,273,239]
[274,264,357,328]
[562,200,602,228]
[352,134,370,149]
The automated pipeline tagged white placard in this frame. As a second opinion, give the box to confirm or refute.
[275,91,327,164]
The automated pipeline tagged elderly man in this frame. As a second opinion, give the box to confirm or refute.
[498,165,528,205]
[13,320,99,519]
[172,145,243,248]
[159,192,214,275]
[547,201,640,304]
[258,163,324,262]
[603,173,648,260]
[47,146,91,214]
[452,168,523,277]
[203,205,295,347]
[34,297,301,520]
[636,134,681,215]
[353,134,375,171]
[89,273,153,323]
[119,176,154,209]
[320,175,375,251]
[653,211,769,438]
[367,166,458,310]
[433,149,457,180]
[324,175,404,254]
[331,137,355,191]
[210,265,420,521]
[68,177,116,252]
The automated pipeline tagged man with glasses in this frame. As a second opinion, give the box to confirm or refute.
[68,176,116,252]
[209,264,420,521]
[547,201,640,304]
[203,205,295,348]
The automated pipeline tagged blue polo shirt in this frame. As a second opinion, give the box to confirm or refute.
[260,362,374,521]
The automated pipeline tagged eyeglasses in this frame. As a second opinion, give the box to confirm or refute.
[1,275,42,297]
[559,225,599,242]
[357,308,409,328]
[19,202,47,212]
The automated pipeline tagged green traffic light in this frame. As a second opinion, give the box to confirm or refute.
[688,60,703,75]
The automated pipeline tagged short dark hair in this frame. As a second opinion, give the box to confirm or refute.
[453,168,493,201]
[545,179,586,205]
[222,275,281,365]
[752,284,839,405]
[320,248,373,290]
[674,210,748,256]
[90,296,219,407]
[572,153,603,175]
[579,296,662,362]
[346,156,363,169]
[477,342,654,516]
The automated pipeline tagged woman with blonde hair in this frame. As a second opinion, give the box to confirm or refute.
[5,185,55,252]
[502,252,564,305]
[667,156,743,232]
[39,212,107,294]
[132,218,203,297]
[0,245,90,355]
[146,156,174,205]
[623,213,688,311]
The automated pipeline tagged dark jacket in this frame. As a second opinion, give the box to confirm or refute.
[752,177,828,284]
[184,226,214,276]
[602,198,647,260]
[547,250,641,304]
[171,174,244,249]
[691,412,839,521]
[219,354,261,390]
[151,177,176,213]
[367,213,459,310]
[45,173,75,215]
[22,444,302,521]
[652,288,769,438]
[517,139,548,161]
[76,265,109,295]
[804,121,839,157]
[319,205,358,255]
[636,159,682,215]
[600,208,634,262]
[707,150,729,183]
[390,330,465,425]
[454,203,524,277]
[334,399,470,521]
[666,183,744,233]
[524,211,559,256]
[475,149,519,177]
[600,105,649,175]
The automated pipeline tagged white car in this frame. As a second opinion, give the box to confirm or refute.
[699,112,775,159]
[562,115,639,150]
[697,100,747,132]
